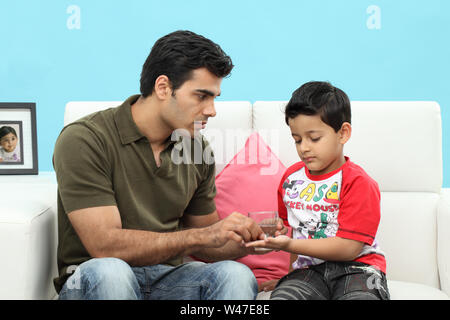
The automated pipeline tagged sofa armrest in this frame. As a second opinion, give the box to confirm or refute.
[438,188,450,296]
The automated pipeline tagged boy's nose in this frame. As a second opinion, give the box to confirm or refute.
[299,141,310,153]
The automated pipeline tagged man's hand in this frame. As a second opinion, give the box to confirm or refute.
[204,212,266,248]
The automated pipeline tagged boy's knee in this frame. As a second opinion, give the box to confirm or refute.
[271,280,327,300]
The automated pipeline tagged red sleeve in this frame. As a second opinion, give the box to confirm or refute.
[277,176,289,227]
[278,162,305,227]
[336,166,381,245]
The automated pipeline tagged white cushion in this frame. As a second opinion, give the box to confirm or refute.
[388,280,449,300]
[0,173,58,299]
[437,188,450,296]
[252,101,297,169]
[347,101,442,193]
[256,281,450,300]
[378,192,440,287]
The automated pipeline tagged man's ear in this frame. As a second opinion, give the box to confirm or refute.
[339,122,352,144]
[153,75,173,100]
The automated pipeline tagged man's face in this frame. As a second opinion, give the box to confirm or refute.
[162,68,222,136]
[0,132,18,153]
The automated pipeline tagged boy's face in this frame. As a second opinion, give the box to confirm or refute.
[288,114,350,176]
[0,132,18,153]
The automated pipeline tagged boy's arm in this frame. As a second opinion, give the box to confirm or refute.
[286,236,364,261]
[246,235,364,262]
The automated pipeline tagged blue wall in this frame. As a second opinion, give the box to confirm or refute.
[1,0,449,187]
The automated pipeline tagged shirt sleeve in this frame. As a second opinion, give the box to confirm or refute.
[278,172,290,227]
[336,173,381,245]
[53,123,117,214]
[278,163,304,227]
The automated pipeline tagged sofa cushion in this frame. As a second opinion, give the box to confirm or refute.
[388,280,449,300]
[0,173,58,299]
[214,132,291,285]
[256,280,449,300]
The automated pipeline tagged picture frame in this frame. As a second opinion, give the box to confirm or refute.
[0,103,38,175]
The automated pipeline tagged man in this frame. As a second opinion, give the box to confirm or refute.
[53,30,268,300]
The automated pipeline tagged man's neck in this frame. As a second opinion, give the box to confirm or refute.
[131,95,171,149]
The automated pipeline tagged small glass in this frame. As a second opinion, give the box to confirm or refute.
[248,211,278,238]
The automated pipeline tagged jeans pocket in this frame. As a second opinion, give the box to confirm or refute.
[340,264,390,300]
[374,273,390,300]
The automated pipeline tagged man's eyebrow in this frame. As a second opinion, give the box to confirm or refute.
[195,89,221,97]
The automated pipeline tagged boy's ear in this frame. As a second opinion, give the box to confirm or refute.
[153,75,173,100]
[339,122,352,144]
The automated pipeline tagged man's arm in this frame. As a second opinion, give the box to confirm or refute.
[68,206,264,266]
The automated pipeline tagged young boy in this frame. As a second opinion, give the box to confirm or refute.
[247,81,390,300]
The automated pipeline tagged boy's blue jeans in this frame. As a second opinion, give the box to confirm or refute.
[58,258,258,300]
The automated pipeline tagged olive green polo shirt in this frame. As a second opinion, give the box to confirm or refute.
[52,95,216,293]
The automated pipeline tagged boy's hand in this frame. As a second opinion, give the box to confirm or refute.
[245,235,291,251]
[275,218,288,237]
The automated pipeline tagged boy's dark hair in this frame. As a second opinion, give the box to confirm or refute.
[284,81,351,132]
[140,30,234,97]
[0,126,17,140]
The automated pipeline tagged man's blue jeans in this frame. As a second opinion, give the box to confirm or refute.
[58,258,258,300]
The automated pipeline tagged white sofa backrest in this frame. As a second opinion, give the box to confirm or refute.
[64,101,122,126]
[202,101,252,175]
[253,101,442,193]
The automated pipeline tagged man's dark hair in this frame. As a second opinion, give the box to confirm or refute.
[284,81,351,132]
[140,30,234,97]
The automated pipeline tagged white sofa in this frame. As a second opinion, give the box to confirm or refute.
[1,99,449,300]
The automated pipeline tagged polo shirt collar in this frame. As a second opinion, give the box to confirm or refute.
[114,95,145,145]
[114,94,178,148]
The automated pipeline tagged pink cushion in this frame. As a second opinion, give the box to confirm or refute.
[215,132,291,285]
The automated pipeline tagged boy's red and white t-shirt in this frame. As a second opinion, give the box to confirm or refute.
[278,157,386,273]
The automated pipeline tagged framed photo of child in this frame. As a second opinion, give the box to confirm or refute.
[0,103,38,174]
